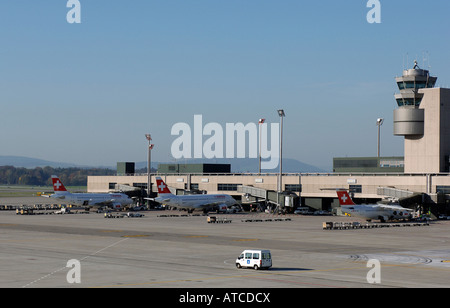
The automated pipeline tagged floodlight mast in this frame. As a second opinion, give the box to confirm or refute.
[376,118,384,157]
[277,110,285,193]
[258,118,265,174]
[145,134,154,198]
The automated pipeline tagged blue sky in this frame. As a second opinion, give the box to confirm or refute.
[0,1,449,170]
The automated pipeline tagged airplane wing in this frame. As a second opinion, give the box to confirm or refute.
[377,204,413,211]
[147,197,172,203]
[90,200,115,206]
[45,194,66,200]
[192,201,232,209]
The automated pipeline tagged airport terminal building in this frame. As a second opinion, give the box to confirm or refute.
[88,63,450,216]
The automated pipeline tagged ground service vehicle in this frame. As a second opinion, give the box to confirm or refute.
[236,249,272,270]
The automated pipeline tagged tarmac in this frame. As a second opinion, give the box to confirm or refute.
[1,197,450,288]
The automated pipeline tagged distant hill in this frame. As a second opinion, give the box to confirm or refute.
[136,158,326,173]
[0,155,327,173]
[0,156,83,168]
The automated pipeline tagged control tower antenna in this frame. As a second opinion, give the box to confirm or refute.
[422,52,426,70]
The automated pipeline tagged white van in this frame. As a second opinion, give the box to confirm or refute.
[235,249,272,270]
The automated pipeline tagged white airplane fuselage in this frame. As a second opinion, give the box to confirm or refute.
[46,175,133,209]
[155,194,236,210]
[154,177,237,212]
[337,190,412,222]
[341,204,412,222]
[50,191,133,209]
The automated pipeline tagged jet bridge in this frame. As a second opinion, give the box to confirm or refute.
[377,186,425,205]
[377,187,417,200]
[237,185,298,213]
[238,185,268,200]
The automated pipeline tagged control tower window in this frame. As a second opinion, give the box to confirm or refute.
[398,81,429,90]
[416,81,428,89]
[396,98,422,107]
[404,82,417,89]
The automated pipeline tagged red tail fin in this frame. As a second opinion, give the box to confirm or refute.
[155,177,172,194]
[336,190,356,206]
[52,175,67,192]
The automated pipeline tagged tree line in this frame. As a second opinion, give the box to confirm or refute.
[0,166,116,186]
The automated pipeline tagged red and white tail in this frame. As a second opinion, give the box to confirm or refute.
[336,190,356,206]
[52,175,67,192]
[155,177,173,195]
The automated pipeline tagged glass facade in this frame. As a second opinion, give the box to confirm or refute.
[396,98,422,107]
[333,157,404,173]
[218,183,239,191]
[397,81,429,90]
[395,68,436,108]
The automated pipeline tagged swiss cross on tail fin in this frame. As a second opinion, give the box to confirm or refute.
[51,175,67,192]
[336,190,356,206]
[155,177,172,194]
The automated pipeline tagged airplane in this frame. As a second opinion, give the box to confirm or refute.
[151,177,237,213]
[336,189,413,222]
[42,175,133,210]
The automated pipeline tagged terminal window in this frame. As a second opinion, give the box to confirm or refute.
[349,185,362,193]
[380,160,404,168]
[334,159,377,168]
[437,186,450,194]
[218,184,239,191]
[285,184,302,192]
[133,183,147,189]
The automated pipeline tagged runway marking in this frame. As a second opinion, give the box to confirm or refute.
[22,238,130,288]
[91,274,252,288]
[90,255,450,288]
[0,237,65,244]
[122,235,150,238]
[349,252,450,269]
[91,265,367,288]
[250,275,346,288]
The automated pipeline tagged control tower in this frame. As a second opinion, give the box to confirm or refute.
[393,61,437,136]
[393,61,450,173]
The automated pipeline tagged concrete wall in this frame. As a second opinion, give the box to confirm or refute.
[87,173,450,199]
[404,88,450,173]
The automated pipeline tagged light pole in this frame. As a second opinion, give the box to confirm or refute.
[145,134,154,200]
[376,118,384,158]
[258,118,265,174]
[277,110,285,193]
